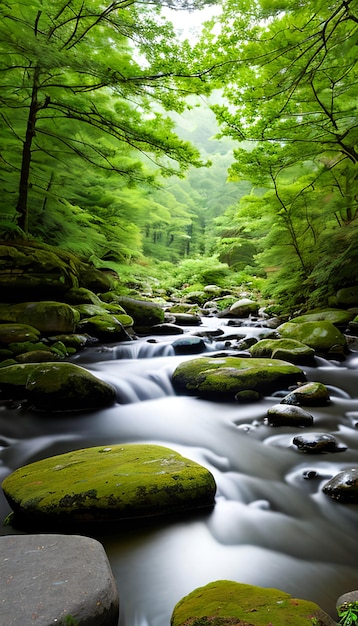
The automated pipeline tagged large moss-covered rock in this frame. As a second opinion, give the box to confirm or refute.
[172,356,306,400]
[0,242,80,301]
[277,320,346,353]
[0,323,40,345]
[0,301,80,333]
[2,444,216,529]
[249,338,315,364]
[287,308,354,327]
[171,580,336,626]
[77,313,133,341]
[0,362,116,410]
[116,296,165,326]
[336,286,358,307]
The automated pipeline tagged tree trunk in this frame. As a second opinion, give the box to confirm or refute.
[16,67,40,233]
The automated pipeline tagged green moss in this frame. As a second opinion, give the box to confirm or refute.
[172,356,306,400]
[2,444,216,527]
[171,581,334,626]
[277,320,346,352]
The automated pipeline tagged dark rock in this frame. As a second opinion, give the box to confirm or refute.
[0,534,119,625]
[323,468,358,502]
[172,336,207,354]
[116,296,165,326]
[281,381,331,406]
[293,432,346,453]
[266,403,314,426]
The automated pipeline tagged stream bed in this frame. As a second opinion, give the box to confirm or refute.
[1,316,358,624]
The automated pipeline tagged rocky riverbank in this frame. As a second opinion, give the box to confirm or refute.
[2,240,358,624]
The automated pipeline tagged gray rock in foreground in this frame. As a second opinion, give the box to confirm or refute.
[0,534,119,625]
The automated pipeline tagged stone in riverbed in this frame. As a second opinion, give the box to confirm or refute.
[171,580,336,626]
[0,301,80,333]
[0,361,116,410]
[281,381,331,406]
[266,403,314,427]
[0,534,119,626]
[277,319,347,354]
[0,322,41,344]
[249,337,315,364]
[293,432,346,454]
[172,356,306,400]
[1,444,216,529]
[323,468,358,502]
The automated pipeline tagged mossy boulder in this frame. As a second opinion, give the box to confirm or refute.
[0,362,116,410]
[77,313,133,341]
[79,267,113,293]
[172,356,306,400]
[0,243,79,301]
[63,287,105,305]
[171,580,336,626]
[249,338,315,364]
[288,308,354,328]
[116,296,165,326]
[0,301,80,333]
[0,323,40,345]
[2,444,217,529]
[277,320,346,353]
[336,286,358,307]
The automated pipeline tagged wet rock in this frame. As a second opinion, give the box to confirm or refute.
[0,534,119,625]
[172,356,306,400]
[116,296,165,326]
[172,336,207,355]
[63,286,106,305]
[266,403,314,426]
[249,338,315,364]
[171,580,336,626]
[0,242,79,301]
[323,468,358,502]
[0,322,40,344]
[77,313,133,341]
[0,361,116,410]
[79,267,113,293]
[229,298,259,318]
[0,301,80,334]
[289,308,354,328]
[281,381,331,406]
[171,313,202,326]
[144,323,184,335]
[2,444,216,530]
[277,320,347,353]
[293,432,346,453]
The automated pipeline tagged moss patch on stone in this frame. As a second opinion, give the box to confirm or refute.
[277,320,346,352]
[171,580,336,626]
[2,444,216,528]
[172,356,306,400]
[249,338,315,363]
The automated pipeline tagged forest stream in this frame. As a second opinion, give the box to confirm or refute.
[1,314,358,625]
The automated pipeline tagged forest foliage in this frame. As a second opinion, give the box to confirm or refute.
[0,0,357,310]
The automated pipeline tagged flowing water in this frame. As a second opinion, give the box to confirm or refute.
[1,316,358,624]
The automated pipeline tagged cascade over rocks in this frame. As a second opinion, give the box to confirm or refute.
[171,580,336,626]
[2,444,216,530]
